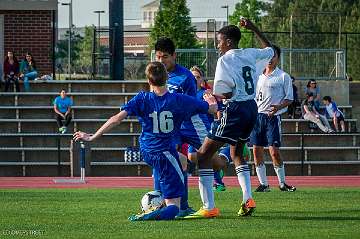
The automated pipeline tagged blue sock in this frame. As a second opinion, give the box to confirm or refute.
[180,171,189,210]
[214,170,224,185]
[138,205,179,221]
[158,205,179,220]
[153,168,161,191]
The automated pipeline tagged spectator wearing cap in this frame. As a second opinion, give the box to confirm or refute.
[305,79,321,112]
[301,92,333,133]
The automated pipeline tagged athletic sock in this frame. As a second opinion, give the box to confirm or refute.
[235,164,252,203]
[274,164,286,187]
[214,170,224,186]
[255,163,268,186]
[198,169,215,210]
[152,168,161,191]
[180,170,189,210]
[158,205,179,220]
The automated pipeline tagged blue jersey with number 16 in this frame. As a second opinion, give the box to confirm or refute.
[121,91,209,153]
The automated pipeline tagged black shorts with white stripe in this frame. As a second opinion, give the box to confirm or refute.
[208,100,258,145]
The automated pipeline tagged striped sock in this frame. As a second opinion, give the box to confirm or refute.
[199,169,215,210]
[235,164,252,203]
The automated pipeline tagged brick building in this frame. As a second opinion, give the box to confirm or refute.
[0,0,57,77]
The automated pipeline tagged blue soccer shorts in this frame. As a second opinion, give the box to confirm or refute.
[250,113,281,147]
[208,100,258,145]
[142,149,184,199]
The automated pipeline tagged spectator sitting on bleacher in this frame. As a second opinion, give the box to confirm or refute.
[323,96,346,133]
[305,79,321,112]
[3,51,20,92]
[287,75,299,118]
[301,92,334,133]
[53,89,73,134]
[19,52,38,92]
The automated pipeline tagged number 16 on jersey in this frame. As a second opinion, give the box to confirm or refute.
[149,111,174,133]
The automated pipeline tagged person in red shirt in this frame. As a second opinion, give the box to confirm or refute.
[3,51,20,92]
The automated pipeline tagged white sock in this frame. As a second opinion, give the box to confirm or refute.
[198,169,215,210]
[274,164,286,187]
[256,163,268,186]
[235,164,252,203]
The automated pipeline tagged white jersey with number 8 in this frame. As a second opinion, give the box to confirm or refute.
[213,47,274,102]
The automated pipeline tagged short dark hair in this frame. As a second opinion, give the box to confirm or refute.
[60,88,66,93]
[218,25,241,46]
[323,96,332,102]
[272,45,281,58]
[155,37,175,55]
[145,62,168,87]
[307,92,314,97]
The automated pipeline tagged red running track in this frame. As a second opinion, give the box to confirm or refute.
[0,176,359,189]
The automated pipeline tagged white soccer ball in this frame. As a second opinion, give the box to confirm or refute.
[141,191,165,212]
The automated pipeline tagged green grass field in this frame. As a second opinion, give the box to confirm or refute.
[0,188,359,239]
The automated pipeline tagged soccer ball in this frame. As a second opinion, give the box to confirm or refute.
[141,191,165,212]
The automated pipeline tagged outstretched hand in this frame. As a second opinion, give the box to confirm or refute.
[73,131,93,142]
[203,93,218,114]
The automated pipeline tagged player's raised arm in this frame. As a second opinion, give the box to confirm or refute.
[73,110,128,142]
[240,17,271,48]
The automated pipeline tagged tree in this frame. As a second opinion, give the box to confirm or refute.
[149,0,197,49]
[261,0,360,79]
[55,27,83,73]
[76,26,95,74]
[229,0,268,48]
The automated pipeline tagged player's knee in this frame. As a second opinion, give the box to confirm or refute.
[178,152,188,171]
[188,152,198,164]
[212,155,226,171]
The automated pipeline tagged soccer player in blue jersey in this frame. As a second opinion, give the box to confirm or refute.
[186,18,274,218]
[190,65,227,192]
[73,62,218,221]
[154,38,217,217]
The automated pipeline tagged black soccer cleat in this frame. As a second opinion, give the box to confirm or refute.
[254,184,270,192]
[279,183,296,192]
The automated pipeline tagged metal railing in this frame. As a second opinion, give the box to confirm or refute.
[151,48,346,80]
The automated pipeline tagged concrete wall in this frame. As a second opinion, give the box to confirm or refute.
[295,79,349,105]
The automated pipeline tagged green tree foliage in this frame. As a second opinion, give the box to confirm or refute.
[261,0,360,79]
[149,0,197,49]
[76,26,95,74]
[55,28,83,73]
[229,0,268,48]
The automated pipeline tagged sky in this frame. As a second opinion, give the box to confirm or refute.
[58,0,239,28]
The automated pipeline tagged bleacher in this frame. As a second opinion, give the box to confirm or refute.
[0,80,359,177]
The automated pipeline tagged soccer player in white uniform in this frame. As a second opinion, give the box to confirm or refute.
[250,45,296,192]
[186,18,274,218]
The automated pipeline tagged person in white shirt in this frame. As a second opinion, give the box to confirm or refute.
[187,18,274,219]
[323,96,345,132]
[250,45,296,193]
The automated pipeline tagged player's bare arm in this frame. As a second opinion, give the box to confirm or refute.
[73,110,128,142]
[269,99,293,116]
[240,17,271,48]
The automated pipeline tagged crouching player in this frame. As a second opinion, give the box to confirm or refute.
[73,62,218,221]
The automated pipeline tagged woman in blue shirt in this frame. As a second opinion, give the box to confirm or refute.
[19,53,38,92]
